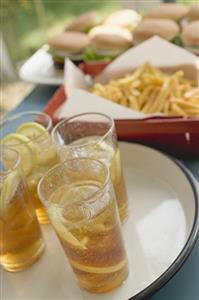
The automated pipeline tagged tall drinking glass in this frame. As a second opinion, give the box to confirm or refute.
[52,113,128,223]
[0,147,45,272]
[0,111,59,224]
[38,158,129,293]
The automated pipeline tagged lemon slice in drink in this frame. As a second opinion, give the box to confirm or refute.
[110,149,121,184]
[0,170,19,216]
[94,141,121,183]
[16,122,49,140]
[49,205,87,250]
[17,122,56,164]
[1,133,37,175]
[38,145,57,165]
[55,221,88,250]
[70,258,127,274]
[94,140,114,164]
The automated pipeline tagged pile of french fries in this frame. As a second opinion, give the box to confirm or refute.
[91,63,199,116]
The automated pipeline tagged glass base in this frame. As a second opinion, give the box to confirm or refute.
[78,263,129,293]
[2,240,45,272]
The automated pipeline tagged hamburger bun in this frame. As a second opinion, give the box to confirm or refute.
[48,32,90,68]
[65,11,100,32]
[48,32,89,53]
[133,19,180,44]
[89,25,133,53]
[104,9,141,31]
[146,3,189,21]
[186,4,199,21]
[181,21,199,54]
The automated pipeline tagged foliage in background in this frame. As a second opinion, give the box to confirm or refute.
[0,0,197,66]
[1,0,119,65]
[178,0,197,3]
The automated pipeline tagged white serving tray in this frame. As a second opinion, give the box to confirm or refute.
[19,45,63,85]
[2,142,199,300]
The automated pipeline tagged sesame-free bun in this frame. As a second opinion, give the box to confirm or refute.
[133,19,180,44]
[89,25,133,52]
[146,3,189,21]
[48,32,90,53]
[186,4,199,21]
[104,9,141,30]
[182,21,199,47]
[65,11,99,32]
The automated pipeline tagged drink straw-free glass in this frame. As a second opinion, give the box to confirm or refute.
[52,113,129,223]
[38,158,128,293]
[0,147,45,272]
[0,111,59,224]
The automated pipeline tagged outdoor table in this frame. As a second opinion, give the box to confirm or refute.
[8,84,199,300]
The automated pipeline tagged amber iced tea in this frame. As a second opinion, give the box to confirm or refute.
[0,148,44,272]
[0,111,59,224]
[38,158,128,293]
[0,188,44,272]
[52,113,129,223]
[70,136,128,222]
[27,153,59,223]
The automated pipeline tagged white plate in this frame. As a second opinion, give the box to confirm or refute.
[2,142,199,300]
[19,45,63,85]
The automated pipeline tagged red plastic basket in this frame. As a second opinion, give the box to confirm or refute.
[44,85,199,159]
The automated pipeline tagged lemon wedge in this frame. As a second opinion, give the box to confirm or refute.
[1,133,37,175]
[0,170,19,216]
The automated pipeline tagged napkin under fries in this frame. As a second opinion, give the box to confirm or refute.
[91,63,199,117]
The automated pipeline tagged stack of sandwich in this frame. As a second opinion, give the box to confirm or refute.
[48,9,141,69]
[48,4,199,71]
[133,3,199,54]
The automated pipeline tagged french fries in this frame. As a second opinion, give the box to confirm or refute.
[91,63,199,117]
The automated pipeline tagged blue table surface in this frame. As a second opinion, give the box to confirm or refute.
[7,85,199,300]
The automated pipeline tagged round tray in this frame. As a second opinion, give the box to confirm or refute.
[3,142,199,300]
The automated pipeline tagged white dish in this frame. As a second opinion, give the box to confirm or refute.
[2,142,199,300]
[19,38,198,87]
[19,45,63,85]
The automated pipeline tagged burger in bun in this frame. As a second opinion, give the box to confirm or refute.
[104,9,141,31]
[181,21,199,55]
[145,3,189,22]
[48,32,89,69]
[133,19,180,45]
[65,11,100,33]
[85,25,133,62]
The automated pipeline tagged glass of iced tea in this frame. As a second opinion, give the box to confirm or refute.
[0,111,59,224]
[38,157,128,293]
[0,147,45,272]
[52,113,128,223]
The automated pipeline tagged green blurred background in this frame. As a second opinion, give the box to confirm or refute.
[1,0,196,67]
[1,0,119,66]
[0,0,197,116]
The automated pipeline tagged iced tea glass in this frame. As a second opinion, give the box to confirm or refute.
[52,113,128,223]
[38,158,128,293]
[0,111,59,224]
[0,147,45,272]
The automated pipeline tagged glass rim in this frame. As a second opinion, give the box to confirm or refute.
[0,146,21,177]
[51,112,114,149]
[38,157,110,208]
[0,111,52,146]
